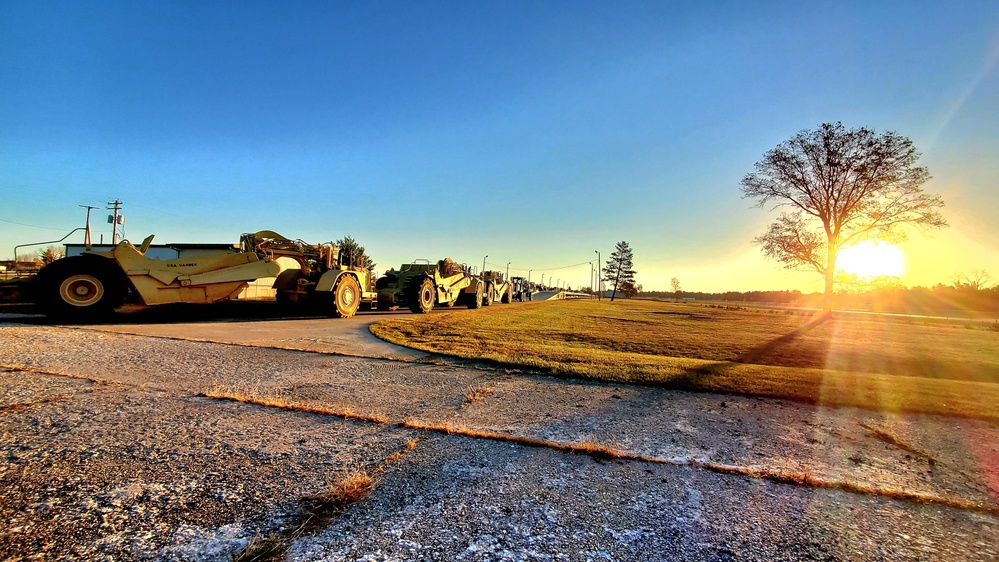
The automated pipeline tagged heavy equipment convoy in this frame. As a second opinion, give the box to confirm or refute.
[375,258,485,313]
[480,270,513,305]
[31,230,375,320]
[510,276,534,301]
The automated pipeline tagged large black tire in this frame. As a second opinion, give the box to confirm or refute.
[407,277,436,314]
[329,275,361,318]
[467,284,483,309]
[501,291,511,304]
[33,256,127,321]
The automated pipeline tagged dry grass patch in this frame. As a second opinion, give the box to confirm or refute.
[302,468,374,514]
[370,300,999,422]
[201,383,390,424]
[462,384,495,406]
[234,468,375,562]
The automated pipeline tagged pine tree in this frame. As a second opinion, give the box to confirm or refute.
[335,235,376,273]
[602,241,636,301]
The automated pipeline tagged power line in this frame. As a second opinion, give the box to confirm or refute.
[486,259,593,273]
[0,217,68,231]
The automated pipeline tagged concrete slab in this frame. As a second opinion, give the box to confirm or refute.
[2,320,998,560]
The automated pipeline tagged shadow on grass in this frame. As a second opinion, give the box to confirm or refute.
[734,315,832,366]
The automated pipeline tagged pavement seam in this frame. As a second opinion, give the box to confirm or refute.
[859,421,938,463]
[232,432,426,561]
[69,326,476,369]
[8,362,998,515]
[198,390,999,517]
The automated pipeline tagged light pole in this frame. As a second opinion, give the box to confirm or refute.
[541,273,545,287]
[482,255,488,275]
[594,250,601,300]
[528,269,532,284]
[506,262,510,279]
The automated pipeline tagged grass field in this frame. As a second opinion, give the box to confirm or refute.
[370,299,999,422]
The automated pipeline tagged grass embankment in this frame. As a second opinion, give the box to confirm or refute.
[370,299,999,422]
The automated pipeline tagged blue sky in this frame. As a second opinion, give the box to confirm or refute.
[2,1,997,292]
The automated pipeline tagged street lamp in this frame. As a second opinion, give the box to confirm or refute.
[541,273,545,287]
[506,262,510,279]
[528,269,532,283]
[594,250,601,300]
[482,255,488,275]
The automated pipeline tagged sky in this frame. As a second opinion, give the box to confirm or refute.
[1,1,997,293]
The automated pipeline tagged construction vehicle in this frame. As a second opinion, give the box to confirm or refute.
[510,276,534,301]
[30,230,374,320]
[375,258,484,313]
[480,271,513,305]
[250,231,376,316]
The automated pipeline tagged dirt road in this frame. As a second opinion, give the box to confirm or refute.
[2,308,997,560]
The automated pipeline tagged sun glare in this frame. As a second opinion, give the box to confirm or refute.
[836,240,904,279]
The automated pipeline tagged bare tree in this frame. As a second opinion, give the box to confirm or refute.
[954,269,993,291]
[741,122,946,314]
[670,277,681,296]
[602,241,636,302]
[39,246,65,265]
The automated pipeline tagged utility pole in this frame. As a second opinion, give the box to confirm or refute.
[594,250,601,301]
[482,255,488,275]
[506,262,510,280]
[79,205,98,249]
[107,199,123,244]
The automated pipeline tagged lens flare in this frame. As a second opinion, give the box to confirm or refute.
[836,241,904,279]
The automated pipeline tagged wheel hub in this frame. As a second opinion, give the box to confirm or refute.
[59,275,104,307]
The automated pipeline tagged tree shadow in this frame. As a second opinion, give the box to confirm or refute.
[735,315,833,366]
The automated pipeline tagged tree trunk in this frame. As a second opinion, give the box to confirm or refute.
[822,244,836,316]
[610,268,622,302]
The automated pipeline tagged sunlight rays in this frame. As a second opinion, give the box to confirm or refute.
[926,21,999,151]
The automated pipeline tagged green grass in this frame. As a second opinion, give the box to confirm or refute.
[370,299,999,422]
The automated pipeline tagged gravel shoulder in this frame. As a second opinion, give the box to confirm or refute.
[2,313,998,560]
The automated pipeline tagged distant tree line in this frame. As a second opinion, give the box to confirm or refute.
[641,284,999,315]
[642,289,805,305]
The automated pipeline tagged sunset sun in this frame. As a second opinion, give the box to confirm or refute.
[836,240,904,279]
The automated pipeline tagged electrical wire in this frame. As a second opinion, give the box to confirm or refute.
[0,217,68,231]
[485,260,595,273]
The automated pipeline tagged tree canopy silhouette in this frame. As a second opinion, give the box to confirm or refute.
[335,235,376,274]
[602,241,636,301]
[741,122,946,313]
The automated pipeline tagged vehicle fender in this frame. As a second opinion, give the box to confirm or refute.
[316,270,355,292]
[273,268,302,291]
